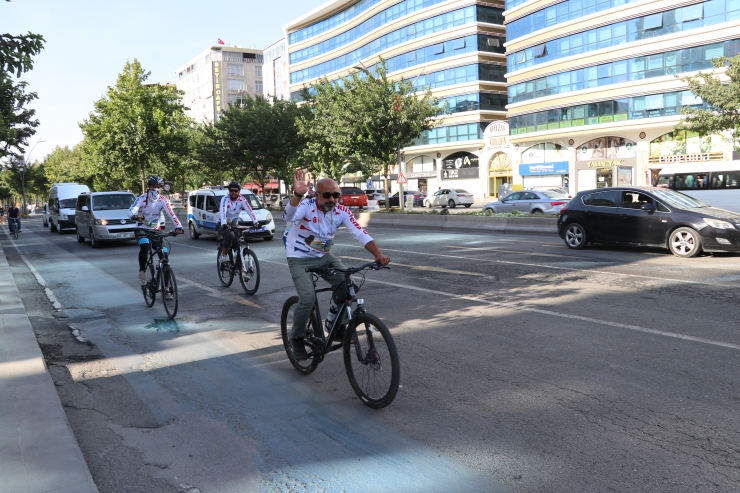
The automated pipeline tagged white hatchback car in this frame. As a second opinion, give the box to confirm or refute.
[424,189,474,208]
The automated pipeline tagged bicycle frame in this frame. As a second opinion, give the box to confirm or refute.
[143,232,173,290]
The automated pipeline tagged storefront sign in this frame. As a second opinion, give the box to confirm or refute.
[649,152,724,164]
[483,122,512,151]
[587,160,624,168]
[408,171,436,178]
[212,61,222,115]
[442,152,479,180]
[578,137,636,161]
[519,162,569,176]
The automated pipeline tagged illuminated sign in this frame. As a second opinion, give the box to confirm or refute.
[588,160,624,168]
[648,152,724,164]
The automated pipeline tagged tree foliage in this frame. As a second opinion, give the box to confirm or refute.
[79,59,191,193]
[0,32,45,76]
[675,53,740,150]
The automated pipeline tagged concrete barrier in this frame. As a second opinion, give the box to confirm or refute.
[355,212,557,236]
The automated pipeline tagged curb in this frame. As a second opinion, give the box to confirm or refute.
[352,212,559,236]
[0,236,99,493]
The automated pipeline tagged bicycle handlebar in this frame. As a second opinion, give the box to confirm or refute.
[139,229,182,238]
[305,261,389,275]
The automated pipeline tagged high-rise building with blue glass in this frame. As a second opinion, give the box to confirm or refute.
[504,0,740,192]
[285,0,508,198]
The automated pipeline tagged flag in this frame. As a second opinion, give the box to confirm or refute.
[217,38,225,45]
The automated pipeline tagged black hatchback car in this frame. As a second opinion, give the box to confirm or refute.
[557,186,740,258]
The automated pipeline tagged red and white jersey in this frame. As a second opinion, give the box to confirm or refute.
[219,194,258,225]
[283,198,372,258]
[129,192,181,230]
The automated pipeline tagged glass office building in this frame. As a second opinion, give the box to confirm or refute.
[285,0,508,198]
[504,0,740,191]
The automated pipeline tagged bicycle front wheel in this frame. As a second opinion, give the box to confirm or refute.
[143,264,156,307]
[161,265,178,319]
[344,312,400,409]
[239,248,260,295]
[217,250,234,287]
[280,296,320,374]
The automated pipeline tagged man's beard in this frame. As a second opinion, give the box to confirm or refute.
[320,201,335,213]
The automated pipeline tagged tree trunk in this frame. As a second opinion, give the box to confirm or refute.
[139,156,147,194]
[383,163,390,211]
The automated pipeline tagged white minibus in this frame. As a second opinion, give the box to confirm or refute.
[655,162,740,213]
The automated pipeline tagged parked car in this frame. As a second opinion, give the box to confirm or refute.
[41,202,50,227]
[557,186,740,258]
[378,191,425,207]
[526,186,571,198]
[483,190,569,215]
[339,187,368,209]
[364,188,384,200]
[188,187,275,241]
[424,189,474,208]
[75,191,137,247]
[279,195,291,208]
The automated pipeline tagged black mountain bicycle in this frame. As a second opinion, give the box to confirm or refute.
[140,229,181,318]
[8,218,19,239]
[216,225,260,295]
[280,262,400,409]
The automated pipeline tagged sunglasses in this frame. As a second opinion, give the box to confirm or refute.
[321,192,341,199]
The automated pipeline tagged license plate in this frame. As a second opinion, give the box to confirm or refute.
[249,227,265,233]
[117,233,134,238]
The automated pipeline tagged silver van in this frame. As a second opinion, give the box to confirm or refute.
[187,187,275,241]
[49,183,90,232]
[75,192,137,247]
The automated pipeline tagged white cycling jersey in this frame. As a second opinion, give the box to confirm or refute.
[129,191,182,230]
[219,194,258,225]
[283,198,372,258]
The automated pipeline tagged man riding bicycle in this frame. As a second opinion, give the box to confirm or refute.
[7,203,21,234]
[217,181,259,264]
[129,176,184,292]
[283,170,390,361]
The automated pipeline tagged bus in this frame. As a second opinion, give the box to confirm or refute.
[655,162,740,213]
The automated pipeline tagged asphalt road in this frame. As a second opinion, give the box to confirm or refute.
[4,216,740,493]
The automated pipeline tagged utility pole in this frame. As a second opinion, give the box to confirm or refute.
[397,142,404,212]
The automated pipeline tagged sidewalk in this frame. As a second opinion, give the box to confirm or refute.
[0,243,98,493]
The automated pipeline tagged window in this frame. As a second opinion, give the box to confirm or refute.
[683,4,703,21]
[228,94,243,104]
[532,44,547,58]
[196,195,204,210]
[642,13,663,30]
[92,194,134,211]
[674,173,709,189]
[256,81,263,92]
[504,192,522,201]
[205,196,218,212]
[710,171,740,189]
[521,192,539,200]
[620,191,653,209]
[433,44,445,55]
[591,191,618,207]
[227,79,244,91]
[256,66,262,77]
[454,38,466,50]
[487,37,500,48]
[189,195,196,207]
[227,64,243,75]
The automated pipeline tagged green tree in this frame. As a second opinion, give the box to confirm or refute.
[675,53,740,150]
[0,30,44,159]
[79,59,191,193]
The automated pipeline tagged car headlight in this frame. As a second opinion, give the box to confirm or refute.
[60,214,68,220]
[265,212,273,222]
[94,219,108,226]
[703,218,735,229]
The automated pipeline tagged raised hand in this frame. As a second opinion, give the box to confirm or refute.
[293,170,310,196]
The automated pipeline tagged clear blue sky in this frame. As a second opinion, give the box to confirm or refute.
[1,0,327,162]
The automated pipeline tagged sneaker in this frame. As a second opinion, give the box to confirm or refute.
[138,271,147,286]
[290,337,308,361]
[218,254,229,263]
[165,292,174,301]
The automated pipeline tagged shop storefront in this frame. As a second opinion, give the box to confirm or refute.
[520,143,569,188]
[406,155,437,194]
[574,137,636,192]
[482,122,515,198]
[647,131,726,185]
[439,151,480,193]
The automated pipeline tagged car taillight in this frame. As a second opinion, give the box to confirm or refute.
[550,202,564,206]
[559,206,567,215]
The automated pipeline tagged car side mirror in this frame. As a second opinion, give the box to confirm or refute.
[81,206,89,212]
[641,203,656,212]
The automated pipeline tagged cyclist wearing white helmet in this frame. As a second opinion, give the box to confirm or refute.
[217,181,259,264]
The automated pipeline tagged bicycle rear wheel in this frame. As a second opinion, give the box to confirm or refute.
[161,265,178,319]
[143,264,156,307]
[280,296,320,374]
[217,250,234,287]
[239,248,260,295]
[343,312,400,409]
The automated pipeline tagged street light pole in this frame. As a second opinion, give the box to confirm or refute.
[17,162,27,215]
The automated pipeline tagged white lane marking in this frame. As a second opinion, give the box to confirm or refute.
[334,244,716,286]
[2,227,64,310]
[362,278,740,352]
[445,245,597,260]
[339,255,490,277]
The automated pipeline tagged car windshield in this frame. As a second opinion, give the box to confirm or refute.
[93,194,134,210]
[59,198,77,209]
[650,189,707,209]
[539,190,568,199]
[240,193,262,210]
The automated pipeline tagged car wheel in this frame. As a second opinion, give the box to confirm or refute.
[669,227,702,258]
[90,228,100,248]
[448,199,456,208]
[464,204,471,208]
[531,208,543,215]
[563,223,587,249]
[189,222,200,239]
[57,222,64,234]
[76,228,85,243]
